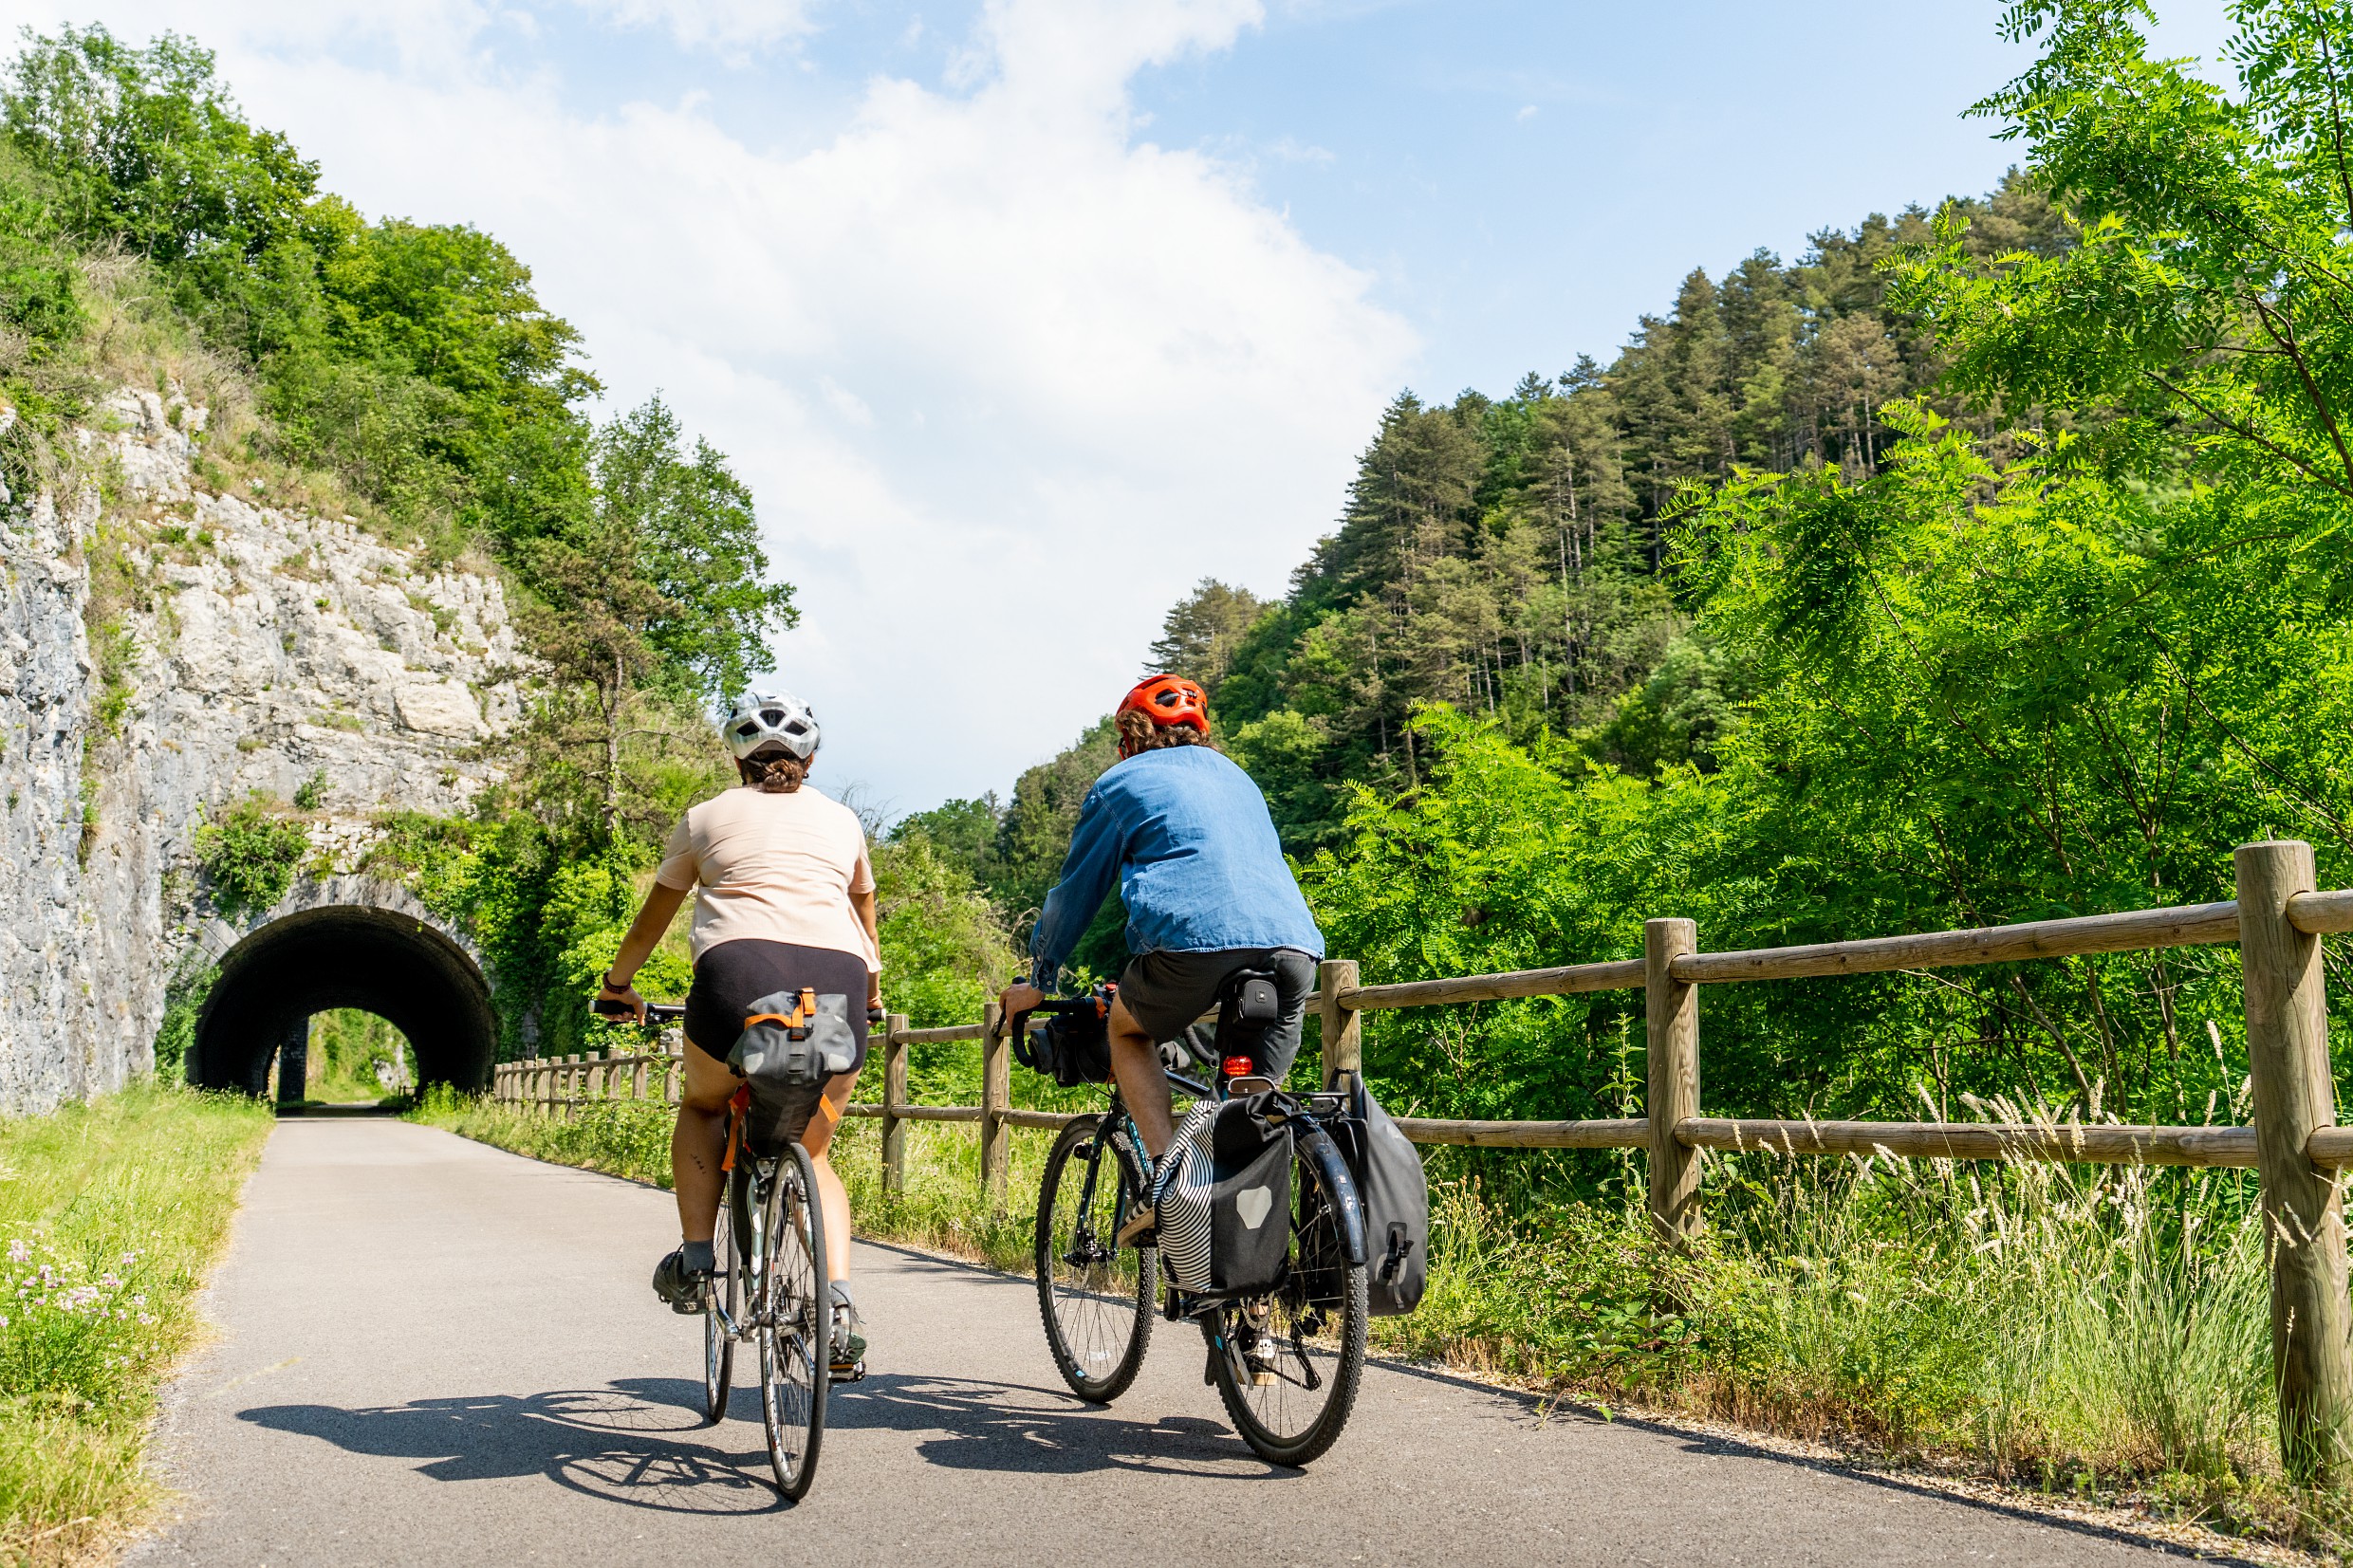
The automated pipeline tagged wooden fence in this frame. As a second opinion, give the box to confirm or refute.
[491,838,2353,1484]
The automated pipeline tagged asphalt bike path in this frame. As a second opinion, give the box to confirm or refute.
[131,1119,2202,1567]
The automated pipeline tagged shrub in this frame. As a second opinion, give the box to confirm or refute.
[192,792,307,914]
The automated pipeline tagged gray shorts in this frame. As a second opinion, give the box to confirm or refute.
[1116,948,1320,1080]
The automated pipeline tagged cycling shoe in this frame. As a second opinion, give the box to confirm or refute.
[829,1306,867,1381]
[652,1247,711,1315]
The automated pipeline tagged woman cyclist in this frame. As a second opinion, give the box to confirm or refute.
[598,689,880,1374]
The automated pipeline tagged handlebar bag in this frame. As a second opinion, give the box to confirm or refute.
[729,989,862,1155]
[1013,1005,1113,1088]
[1154,1096,1292,1297]
[1333,1082,1428,1316]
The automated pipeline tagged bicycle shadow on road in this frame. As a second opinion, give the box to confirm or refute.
[831,1372,1299,1482]
[236,1382,792,1518]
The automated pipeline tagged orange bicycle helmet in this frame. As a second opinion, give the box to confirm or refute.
[1115,673,1210,758]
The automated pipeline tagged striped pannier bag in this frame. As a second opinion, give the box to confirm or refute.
[1153,1097,1292,1296]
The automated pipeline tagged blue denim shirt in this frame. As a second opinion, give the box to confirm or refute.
[1028,746,1325,982]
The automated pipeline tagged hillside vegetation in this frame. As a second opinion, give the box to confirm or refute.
[0,27,807,1061]
[907,5,2353,1140]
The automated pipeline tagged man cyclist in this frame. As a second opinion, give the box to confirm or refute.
[600,688,878,1375]
[999,673,1325,1196]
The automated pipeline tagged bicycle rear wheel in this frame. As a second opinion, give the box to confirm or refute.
[1204,1150,1366,1467]
[757,1143,829,1499]
[703,1168,741,1424]
[1035,1113,1155,1401]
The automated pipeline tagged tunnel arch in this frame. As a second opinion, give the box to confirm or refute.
[190,877,496,1096]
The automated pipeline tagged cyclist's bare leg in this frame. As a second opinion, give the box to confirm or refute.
[1107,995,1174,1160]
[795,1068,860,1283]
[674,1038,735,1245]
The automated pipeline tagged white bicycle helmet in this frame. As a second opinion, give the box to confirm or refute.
[723,688,820,763]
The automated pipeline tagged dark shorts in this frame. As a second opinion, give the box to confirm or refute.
[684,939,872,1076]
[1117,947,1319,1080]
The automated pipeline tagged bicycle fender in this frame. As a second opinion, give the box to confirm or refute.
[1296,1127,1367,1266]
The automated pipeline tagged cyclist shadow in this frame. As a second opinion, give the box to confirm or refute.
[832,1372,1293,1481]
[237,1382,791,1517]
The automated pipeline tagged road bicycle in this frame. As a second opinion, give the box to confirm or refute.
[1019,997,1371,1467]
[594,999,831,1501]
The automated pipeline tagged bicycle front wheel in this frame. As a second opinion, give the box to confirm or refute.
[1204,1149,1367,1467]
[703,1168,741,1424]
[1035,1113,1156,1401]
[757,1143,829,1500]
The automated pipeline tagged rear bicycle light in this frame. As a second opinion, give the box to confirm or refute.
[1221,1055,1255,1079]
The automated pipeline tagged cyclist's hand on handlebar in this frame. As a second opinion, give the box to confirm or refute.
[998,981,1043,1024]
[594,978,647,1024]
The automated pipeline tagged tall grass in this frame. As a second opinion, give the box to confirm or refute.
[0,1083,273,1564]
[409,1085,673,1188]
[1386,1142,2288,1530]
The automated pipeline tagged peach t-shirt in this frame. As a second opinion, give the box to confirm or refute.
[655,785,880,972]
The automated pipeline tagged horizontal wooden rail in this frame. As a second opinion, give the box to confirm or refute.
[1677,1116,2261,1167]
[1393,1116,1647,1149]
[1672,901,2243,985]
[2309,1127,2353,1166]
[900,1024,986,1045]
[1000,1108,1085,1132]
[1341,960,1643,1011]
[889,1104,983,1124]
[2289,889,2353,934]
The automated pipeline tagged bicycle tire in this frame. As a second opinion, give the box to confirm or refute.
[758,1143,828,1500]
[1203,1152,1367,1467]
[1034,1114,1156,1401]
[702,1166,741,1424]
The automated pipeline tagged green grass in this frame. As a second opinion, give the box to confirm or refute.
[408,1086,674,1187]
[0,1082,273,1564]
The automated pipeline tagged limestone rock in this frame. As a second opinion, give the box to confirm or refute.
[0,386,529,1112]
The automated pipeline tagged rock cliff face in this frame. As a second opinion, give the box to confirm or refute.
[0,387,524,1112]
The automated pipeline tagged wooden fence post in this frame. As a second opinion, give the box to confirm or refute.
[1320,959,1362,1091]
[1645,917,1701,1245]
[632,1055,649,1102]
[882,1013,909,1198]
[981,1001,1009,1212]
[2236,839,2353,1485]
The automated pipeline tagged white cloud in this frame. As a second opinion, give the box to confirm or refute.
[0,0,1415,810]
[568,0,816,49]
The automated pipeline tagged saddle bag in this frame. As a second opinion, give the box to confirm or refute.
[728,988,861,1154]
[1208,968,1283,1074]
[1335,1081,1429,1316]
[1155,1095,1292,1297]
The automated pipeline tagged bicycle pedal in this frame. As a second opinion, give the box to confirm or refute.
[829,1358,866,1384]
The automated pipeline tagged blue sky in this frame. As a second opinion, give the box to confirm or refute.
[2,0,2239,813]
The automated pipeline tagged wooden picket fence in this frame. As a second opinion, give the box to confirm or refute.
[491,838,2353,1483]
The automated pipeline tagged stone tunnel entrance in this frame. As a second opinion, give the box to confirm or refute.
[189,879,496,1097]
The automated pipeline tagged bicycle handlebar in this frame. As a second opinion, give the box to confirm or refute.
[592,999,884,1027]
[594,999,686,1024]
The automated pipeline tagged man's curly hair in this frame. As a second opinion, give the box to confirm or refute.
[1116,708,1209,756]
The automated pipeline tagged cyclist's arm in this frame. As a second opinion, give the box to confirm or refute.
[1028,784,1124,987]
[602,881,689,1001]
[850,883,882,1009]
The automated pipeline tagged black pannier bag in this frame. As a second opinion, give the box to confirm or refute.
[728,987,862,1155]
[1011,989,1115,1087]
[1335,1080,1428,1316]
[1156,1096,1293,1296]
